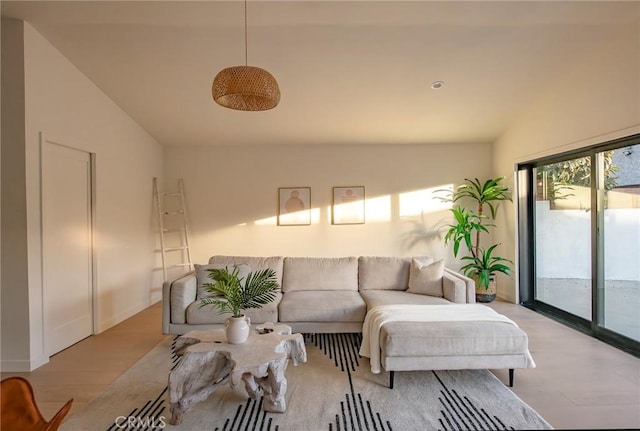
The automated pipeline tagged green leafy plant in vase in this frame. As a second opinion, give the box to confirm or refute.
[460,244,513,302]
[200,267,279,344]
[441,177,513,302]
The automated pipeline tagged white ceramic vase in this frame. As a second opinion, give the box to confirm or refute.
[225,315,251,344]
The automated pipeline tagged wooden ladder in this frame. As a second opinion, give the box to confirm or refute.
[153,177,193,282]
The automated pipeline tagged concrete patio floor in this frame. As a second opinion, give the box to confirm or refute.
[536,278,639,341]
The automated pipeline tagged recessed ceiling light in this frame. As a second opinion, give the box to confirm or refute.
[431,81,444,90]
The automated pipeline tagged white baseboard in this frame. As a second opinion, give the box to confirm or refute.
[1,354,48,372]
[97,300,150,333]
[497,292,517,303]
[150,291,162,305]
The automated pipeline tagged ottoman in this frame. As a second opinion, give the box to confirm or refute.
[380,318,535,388]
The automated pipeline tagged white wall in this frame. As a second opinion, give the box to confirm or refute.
[1,20,164,371]
[493,21,640,302]
[536,202,640,281]
[164,143,492,267]
[1,18,30,372]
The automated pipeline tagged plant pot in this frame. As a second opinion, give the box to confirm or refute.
[474,275,497,303]
[225,315,251,344]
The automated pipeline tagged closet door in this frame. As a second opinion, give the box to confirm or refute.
[42,140,94,355]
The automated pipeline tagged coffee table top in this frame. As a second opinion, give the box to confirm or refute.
[175,324,307,386]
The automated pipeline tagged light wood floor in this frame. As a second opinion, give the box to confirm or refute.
[2,300,639,430]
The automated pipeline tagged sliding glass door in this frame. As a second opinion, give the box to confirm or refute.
[599,145,640,342]
[519,135,640,355]
[534,156,593,321]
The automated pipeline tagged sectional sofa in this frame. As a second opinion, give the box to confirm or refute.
[162,255,535,387]
[162,255,475,335]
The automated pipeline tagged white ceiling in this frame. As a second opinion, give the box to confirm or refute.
[2,1,638,147]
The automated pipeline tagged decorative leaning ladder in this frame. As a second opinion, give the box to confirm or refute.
[153,177,194,282]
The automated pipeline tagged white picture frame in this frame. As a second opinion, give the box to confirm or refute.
[332,186,365,225]
[278,187,311,226]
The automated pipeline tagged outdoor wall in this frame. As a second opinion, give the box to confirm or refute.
[492,19,640,302]
[1,20,164,371]
[536,201,640,281]
[163,143,492,268]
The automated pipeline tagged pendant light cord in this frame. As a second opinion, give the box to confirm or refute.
[244,0,248,66]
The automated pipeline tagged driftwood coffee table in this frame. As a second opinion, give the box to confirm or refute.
[168,324,307,425]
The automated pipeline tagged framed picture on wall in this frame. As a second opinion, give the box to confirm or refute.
[332,186,365,225]
[278,187,311,226]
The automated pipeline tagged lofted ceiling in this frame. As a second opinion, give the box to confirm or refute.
[2,1,638,147]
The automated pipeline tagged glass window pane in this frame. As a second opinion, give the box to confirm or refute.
[600,145,640,341]
[534,156,592,320]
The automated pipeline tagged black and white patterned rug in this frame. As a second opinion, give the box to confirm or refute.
[61,334,552,431]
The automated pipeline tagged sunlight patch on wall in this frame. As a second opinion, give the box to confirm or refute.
[399,184,453,217]
[249,185,451,226]
[253,208,321,225]
[323,195,391,224]
[310,208,321,224]
[365,195,392,222]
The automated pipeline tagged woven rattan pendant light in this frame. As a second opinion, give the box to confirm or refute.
[212,0,280,111]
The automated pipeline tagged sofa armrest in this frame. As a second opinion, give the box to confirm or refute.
[162,271,197,334]
[442,272,466,303]
[443,268,476,303]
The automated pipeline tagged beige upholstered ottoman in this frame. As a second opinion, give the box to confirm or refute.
[380,319,535,388]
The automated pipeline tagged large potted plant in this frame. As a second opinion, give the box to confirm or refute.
[200,267,279,344]
[442,177,513,302]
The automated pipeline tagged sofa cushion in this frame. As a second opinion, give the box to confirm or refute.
[360,289,450,310]
[282,257,358,292]
[357,256,434,291]
[208,256,284,290]
[194,263,251,299]
[279,291,366,322]
[407,259,444,297]
[186,292,282,324]
[359,256,409,291]
[381,321,530,357]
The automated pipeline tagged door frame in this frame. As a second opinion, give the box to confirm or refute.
[39,133,97,356]
[516,133,640,357]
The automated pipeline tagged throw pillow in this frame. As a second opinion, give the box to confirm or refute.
[194,263,251,299]
[407,258,445,297]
